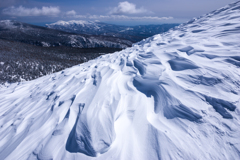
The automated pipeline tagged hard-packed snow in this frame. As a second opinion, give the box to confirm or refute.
[0,1,240,160]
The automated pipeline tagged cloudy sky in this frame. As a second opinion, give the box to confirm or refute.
[0,0,235,26]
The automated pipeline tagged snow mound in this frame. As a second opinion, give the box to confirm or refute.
[1,1,240,160]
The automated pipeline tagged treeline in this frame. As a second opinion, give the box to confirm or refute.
[0,39,121,84]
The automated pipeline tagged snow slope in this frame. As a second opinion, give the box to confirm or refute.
[1,1,240,160]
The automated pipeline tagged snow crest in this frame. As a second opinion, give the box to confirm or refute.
[1,1,240,160]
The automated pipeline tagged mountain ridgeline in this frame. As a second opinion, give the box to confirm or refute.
[0,20,132,49]
[47,20,179,43]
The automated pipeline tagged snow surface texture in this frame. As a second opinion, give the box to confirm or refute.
[1,1,240,160]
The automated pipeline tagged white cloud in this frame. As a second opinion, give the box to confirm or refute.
[64,10,88,18]
[2,6,60,17]
[109,1,149,15]
[66,10,76,16]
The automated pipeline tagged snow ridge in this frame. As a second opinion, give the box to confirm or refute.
[0,1,240,160]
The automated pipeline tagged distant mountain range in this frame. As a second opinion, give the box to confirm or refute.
[0,20,132,49]
[46,20,179,42]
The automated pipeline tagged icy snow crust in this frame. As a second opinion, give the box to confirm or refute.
[1,1,240,160]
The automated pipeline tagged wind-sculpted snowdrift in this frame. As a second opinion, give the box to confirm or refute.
[1,1,240,160]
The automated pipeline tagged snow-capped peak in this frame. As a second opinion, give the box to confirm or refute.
[0,20,18,28]
[47,20,97,27]
[0,20,12,23]
[0,20,14,25]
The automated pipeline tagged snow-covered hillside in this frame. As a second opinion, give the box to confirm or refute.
[1,1,240,160]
